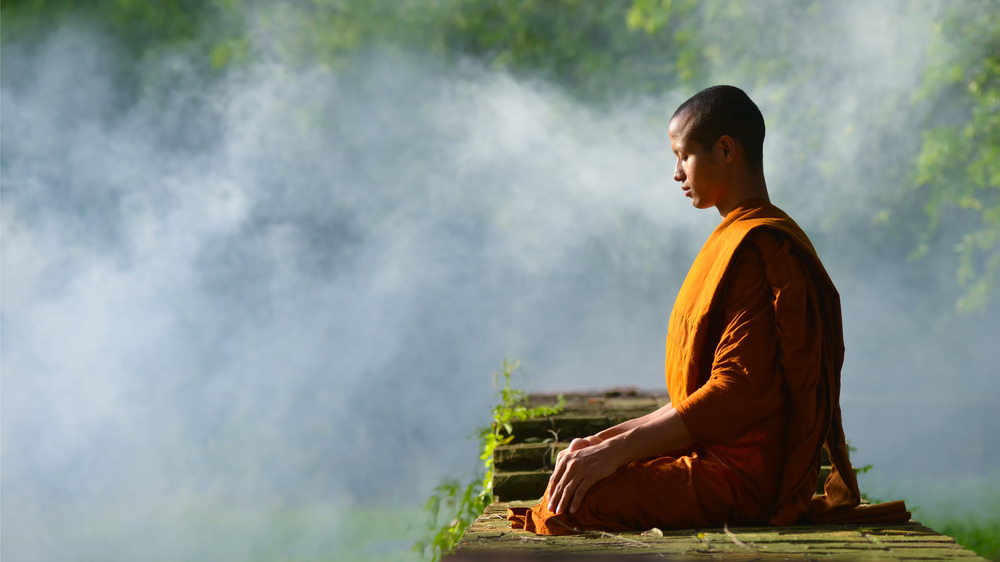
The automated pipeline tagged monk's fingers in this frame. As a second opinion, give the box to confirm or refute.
[552,458,588,514]
[568,438,588,452]
[549,453,568,489]
[547,467,570,512]
[547,455,580,513]
[555,472,583,515]
[550,444,578,485]
[568,475,597,514]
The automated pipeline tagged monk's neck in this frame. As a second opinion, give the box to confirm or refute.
[716,176,769,217]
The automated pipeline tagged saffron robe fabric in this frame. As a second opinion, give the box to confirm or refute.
[508,199,909,534]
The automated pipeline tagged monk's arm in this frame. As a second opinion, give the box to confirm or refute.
[583,401,673,445]
[547,403,692,514]
[594,404,692,464]
[675,232,794,444]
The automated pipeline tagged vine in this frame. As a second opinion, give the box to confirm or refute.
[414,358,564,560]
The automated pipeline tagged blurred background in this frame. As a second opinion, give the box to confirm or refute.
[2,1,998,560]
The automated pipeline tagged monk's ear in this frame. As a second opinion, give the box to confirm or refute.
[717,135,737,163]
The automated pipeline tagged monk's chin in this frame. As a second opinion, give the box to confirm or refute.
[690,198,712,210]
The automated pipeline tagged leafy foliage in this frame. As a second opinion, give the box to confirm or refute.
[414,359,564,561]
[911,0,1000,311]
[2,0,247,67]
[413,477,485,562]
[436,0,702,101]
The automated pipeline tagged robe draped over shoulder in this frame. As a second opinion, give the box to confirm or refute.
[508,199,908,534]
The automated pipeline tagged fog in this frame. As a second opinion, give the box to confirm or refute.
[2,5,997,561]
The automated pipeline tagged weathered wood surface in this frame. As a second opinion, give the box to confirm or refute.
[452,501,986,560]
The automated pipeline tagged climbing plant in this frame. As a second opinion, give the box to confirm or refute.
[414,358,564,561]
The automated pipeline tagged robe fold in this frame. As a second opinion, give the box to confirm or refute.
[508,199,909,534]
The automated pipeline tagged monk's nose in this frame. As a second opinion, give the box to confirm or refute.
[673,160,684,182]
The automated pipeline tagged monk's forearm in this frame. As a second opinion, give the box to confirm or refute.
[599,406,692,466]
[591,402,673,443]
[545,403,689,515]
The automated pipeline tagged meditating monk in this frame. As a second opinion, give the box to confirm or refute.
[508,85,909,535]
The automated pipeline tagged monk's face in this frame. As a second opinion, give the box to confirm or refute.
[668,113,732,212]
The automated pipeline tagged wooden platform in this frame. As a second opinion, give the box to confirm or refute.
[451,389,985,560]
[452,501,984,560]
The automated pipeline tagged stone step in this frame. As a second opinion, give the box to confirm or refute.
[525,390,666,412]
[501,414,645,442]
[497,390,669,443]
[493,442,567,471]
[492,469,551,502]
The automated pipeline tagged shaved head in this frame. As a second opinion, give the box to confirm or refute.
[672,85,765,171]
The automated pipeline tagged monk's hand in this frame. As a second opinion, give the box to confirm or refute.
[546,437,620,515]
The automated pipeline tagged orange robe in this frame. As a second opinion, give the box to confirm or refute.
[509,199,908,534]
